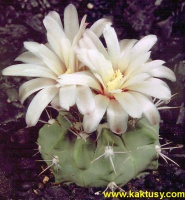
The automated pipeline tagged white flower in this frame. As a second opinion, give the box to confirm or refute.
[58,26,176,134]
[2,4,111,127]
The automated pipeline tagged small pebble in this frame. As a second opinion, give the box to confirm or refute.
[11,128,30,144]
[43,176,49,184]
[87,3,94,9]
[37,182,45,190]
[21,182,33,191]
[44,185,69,199]
[18,158,36,170]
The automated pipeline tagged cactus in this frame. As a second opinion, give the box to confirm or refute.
[37,113,160,187]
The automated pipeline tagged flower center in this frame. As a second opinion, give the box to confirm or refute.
[106,69,123,92]
[65,68,72,74]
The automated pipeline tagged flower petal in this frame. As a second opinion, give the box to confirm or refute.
[131,35,157,58]
[44,13,66,39]
[47,11,63,29]
[90,18,112,37]
[103,26,120,68]
[125,51,151,76]
[71,14,87,72]
[59,85,76,110]
[76,86,95,115]
[57,71,102,91]
[118,39,138,72]
[15,51,45,65]
[119,39,138,55]
[26,87,58,127]
[135,60,165,74]
[60,38,71,67]
[78,34,96,49]
[81,29,109,59]
[83,95,109,133]
[127,78,171,100]
[24,42,65,75]
[107,99,128,134]
[123,73,150,88]
[129,92,160,125]
[149,66,176,82]
[43,13,67,59]
[118,52,131,73]
[46,33,64,62]
[76,48,113,84]
[2,64,57,79]
[19,78,56,103]
[114,92,142,118]
[51,93,61,110]
[23,41,40,52]
[38,44,65,75]
[64,4,79,43]
[73,15,87,46]
[68,48,77,73]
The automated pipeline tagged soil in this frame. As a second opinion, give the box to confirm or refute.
[0,0,185,199]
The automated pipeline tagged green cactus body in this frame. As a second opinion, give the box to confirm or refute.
[37,114,159,187]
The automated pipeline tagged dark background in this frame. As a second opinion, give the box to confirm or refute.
[0,0,185,199]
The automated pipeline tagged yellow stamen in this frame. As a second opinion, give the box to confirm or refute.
[107,69,123,91]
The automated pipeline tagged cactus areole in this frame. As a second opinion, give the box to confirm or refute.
[38,114,159,187]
